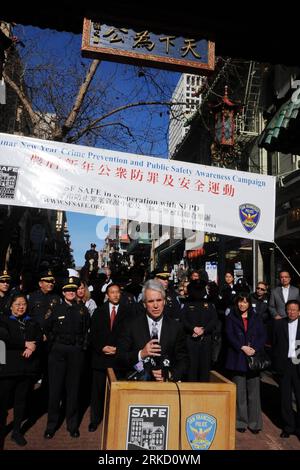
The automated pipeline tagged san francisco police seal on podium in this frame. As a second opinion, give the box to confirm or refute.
[186,413,217,450]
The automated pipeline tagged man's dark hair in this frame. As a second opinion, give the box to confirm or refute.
[106,283,121,294]
[286,299,300,310]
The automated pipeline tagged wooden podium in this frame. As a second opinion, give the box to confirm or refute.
[101,369,236,450]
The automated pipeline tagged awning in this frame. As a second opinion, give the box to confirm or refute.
[158,239,184,257]
[126,238,151,254]
[258,97,300,153]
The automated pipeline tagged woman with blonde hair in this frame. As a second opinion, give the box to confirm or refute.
[76,281,97,317]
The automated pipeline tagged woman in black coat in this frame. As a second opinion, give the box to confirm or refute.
[0,294,42,448]
[225,292,266,434]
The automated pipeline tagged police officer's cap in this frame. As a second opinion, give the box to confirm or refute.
[39,270,55,282]
[67,268,80,278]
[62,277,80,291]
[0,269,11,281]
[153,266,170,279]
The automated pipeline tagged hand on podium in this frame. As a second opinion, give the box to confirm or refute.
[152,369,164,382]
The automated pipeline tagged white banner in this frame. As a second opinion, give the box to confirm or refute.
[0,133,276,242]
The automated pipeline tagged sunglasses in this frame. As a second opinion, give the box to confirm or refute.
[256,287,266,292]
[0,280,10,284]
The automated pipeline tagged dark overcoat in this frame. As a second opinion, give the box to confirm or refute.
[225,308,266,372]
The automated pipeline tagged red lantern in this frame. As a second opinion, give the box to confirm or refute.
[213,86,240,147]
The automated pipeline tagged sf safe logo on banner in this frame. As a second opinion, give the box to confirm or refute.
[0,165,19,199]
[186,413,217,450]
[126,405,169,450]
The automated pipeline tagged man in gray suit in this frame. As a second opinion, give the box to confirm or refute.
[269,271,300,320]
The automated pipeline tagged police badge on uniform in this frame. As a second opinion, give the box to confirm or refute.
[44,308,52,320]
[239,203,261,233]
[186,413,217,450]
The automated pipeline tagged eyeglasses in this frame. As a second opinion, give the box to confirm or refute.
[256,287,266,292]
[0,280,10,284]
[42,280,54,284]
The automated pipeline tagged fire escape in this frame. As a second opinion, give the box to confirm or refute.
[236,61,262,144]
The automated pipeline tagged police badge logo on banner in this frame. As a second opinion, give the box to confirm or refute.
[239,203,261,233]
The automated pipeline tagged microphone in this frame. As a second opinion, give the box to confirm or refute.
[162,357,171,382]
[127,369,140,380]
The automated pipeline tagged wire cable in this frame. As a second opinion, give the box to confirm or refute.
[172,380,182,450]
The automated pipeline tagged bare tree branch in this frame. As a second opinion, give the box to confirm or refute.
[54,59,101,141]
[68,100,186,143]
[3,70,39,129]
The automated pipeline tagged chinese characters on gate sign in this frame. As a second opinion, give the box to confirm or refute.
[81,19,215,74]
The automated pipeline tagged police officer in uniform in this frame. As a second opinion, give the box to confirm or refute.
[28,270,61,332]
[43,277,90,439]
[182,280,218,382]
[84,243,99,273]
[0,270,12,315]
[154,267,182,322]
[27,270,61,403]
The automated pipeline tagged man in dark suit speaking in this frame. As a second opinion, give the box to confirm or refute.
[117,279,188,382]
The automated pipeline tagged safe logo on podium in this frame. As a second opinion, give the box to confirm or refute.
[126,405,169,450]
[186,413,217,450]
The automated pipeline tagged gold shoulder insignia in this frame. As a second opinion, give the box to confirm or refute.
[44,309,52,320]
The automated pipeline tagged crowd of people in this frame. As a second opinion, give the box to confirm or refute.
[1,260,300,449]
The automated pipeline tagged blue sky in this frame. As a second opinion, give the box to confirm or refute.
[14,25,180,266]
[66,213,105,267]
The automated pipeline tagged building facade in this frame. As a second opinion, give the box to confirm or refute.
[168,74,202,158]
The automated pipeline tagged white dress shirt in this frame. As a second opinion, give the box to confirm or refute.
[137,316,163,362]
[146,316,163,342]
[109,302,118,319]
[288,318,298,358]
[282,286,290,304]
